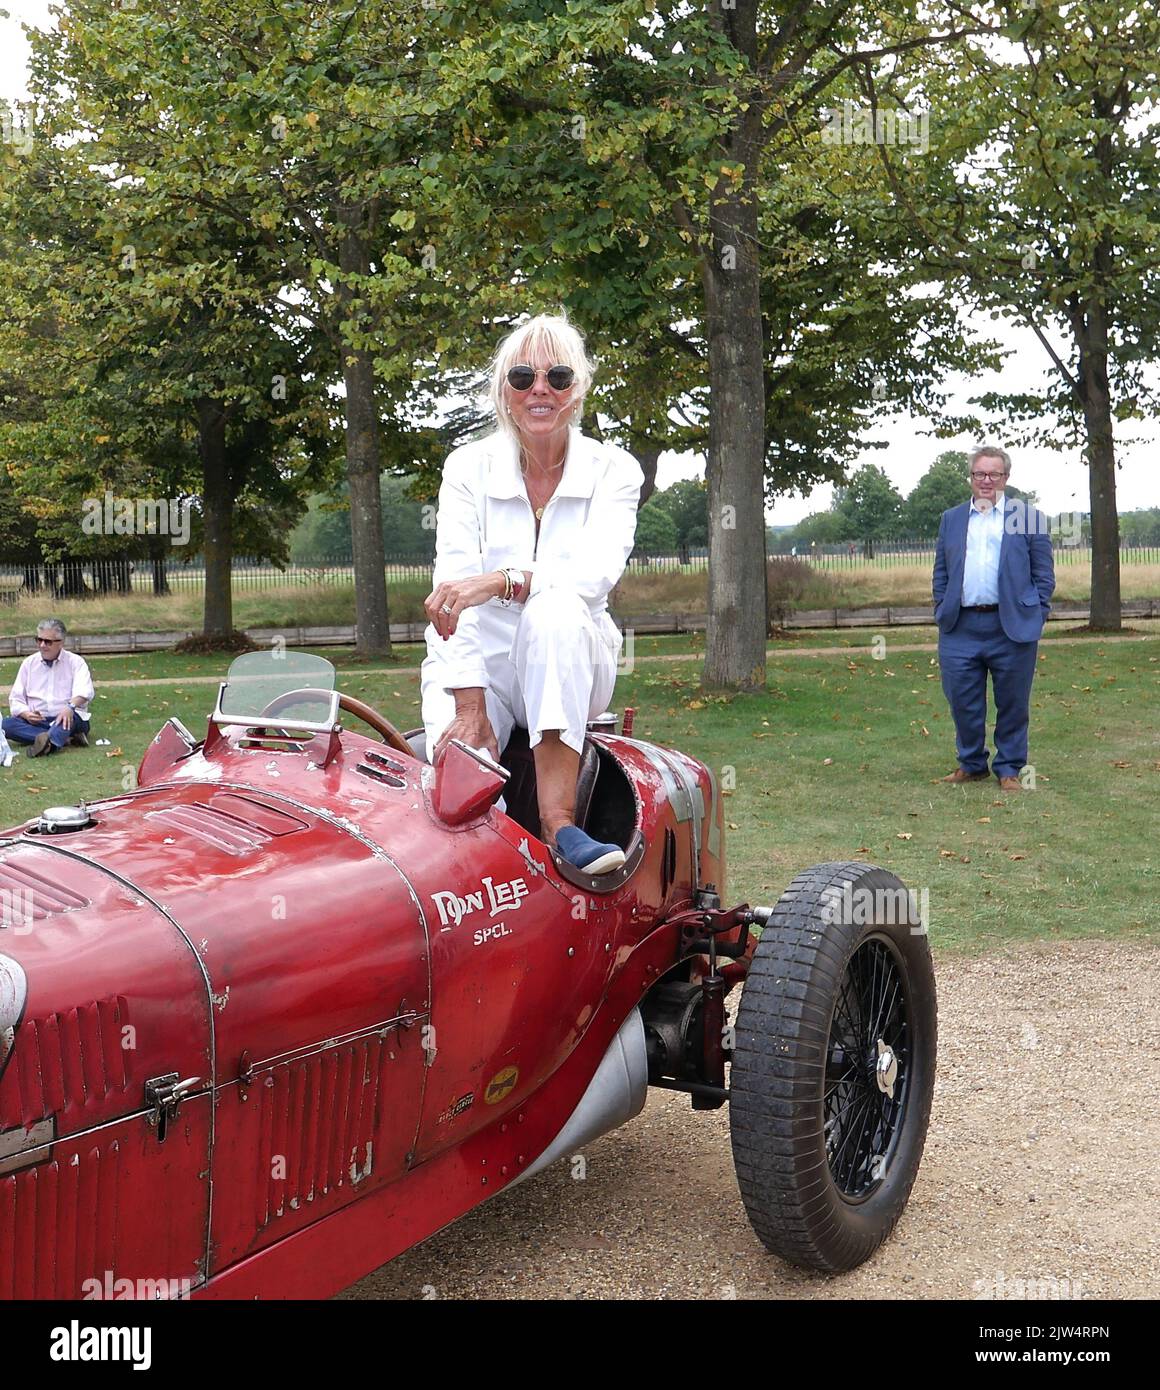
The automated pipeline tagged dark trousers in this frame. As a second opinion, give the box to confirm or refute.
[2,712,91,750]
[938,609,1038,779]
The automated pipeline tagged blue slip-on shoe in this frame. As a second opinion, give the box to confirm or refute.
[555,824,626,875]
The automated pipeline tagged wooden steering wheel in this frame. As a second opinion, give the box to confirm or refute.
[336,692,414,757]
[257,688,414,758]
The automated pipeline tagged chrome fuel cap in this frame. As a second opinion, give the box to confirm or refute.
[37,803,93,834]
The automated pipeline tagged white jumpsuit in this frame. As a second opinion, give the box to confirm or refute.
[420,427,644,758]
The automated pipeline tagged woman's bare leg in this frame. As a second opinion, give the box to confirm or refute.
[534,730,579,844]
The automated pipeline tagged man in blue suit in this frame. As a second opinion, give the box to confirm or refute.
[933,447,1055,791]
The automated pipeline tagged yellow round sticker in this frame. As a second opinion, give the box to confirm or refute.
[484,1065,519,1105]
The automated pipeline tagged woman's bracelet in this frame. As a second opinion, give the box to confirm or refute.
[496,567,526,604]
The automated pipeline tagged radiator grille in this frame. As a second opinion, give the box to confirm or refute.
[0,996,131,1131]
[0,1138,122,1299]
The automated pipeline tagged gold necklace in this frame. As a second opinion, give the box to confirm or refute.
[520,446,564,521]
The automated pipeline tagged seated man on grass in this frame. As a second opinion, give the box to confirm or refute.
[3,618,94,758]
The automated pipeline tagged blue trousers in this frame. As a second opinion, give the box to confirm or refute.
[2,712,91,750]
[938,610,1038,779]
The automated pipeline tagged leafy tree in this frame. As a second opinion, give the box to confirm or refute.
[425,3,984,689]
[834,464,903,557]
[864,0,1160,629]
[903,452,970,536]
[650,480,709,561]
[632,500,679,556]
[0,9,338,634]
[1120,508,1160,546]
[788,510,848,547]
[291,476,437,562]
[7,0,480,654]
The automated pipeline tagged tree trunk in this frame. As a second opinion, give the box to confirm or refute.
[631,442,661,507]
[151,552,171,596]
[1075,251,1121,631]
[701,15,767,689]
[198,396,234,640]
[56,558,90,599]
[337,204,390,659]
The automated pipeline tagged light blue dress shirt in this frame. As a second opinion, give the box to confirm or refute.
[961,493,1005,605]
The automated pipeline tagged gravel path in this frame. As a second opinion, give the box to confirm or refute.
[343,939,1158,1301]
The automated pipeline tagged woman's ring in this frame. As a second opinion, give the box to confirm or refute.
[440,603,453,615]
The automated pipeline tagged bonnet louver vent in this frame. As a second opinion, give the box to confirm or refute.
[355,749,407,788]
[0,855,90,925]
[145,793,309,854]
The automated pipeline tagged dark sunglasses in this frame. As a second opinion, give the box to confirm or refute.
[507,363,575,392]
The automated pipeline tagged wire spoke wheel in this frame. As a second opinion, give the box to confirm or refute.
[730,864,937,1272]
[824,938,909,1200]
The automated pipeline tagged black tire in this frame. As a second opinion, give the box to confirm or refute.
[730,861,937,1272]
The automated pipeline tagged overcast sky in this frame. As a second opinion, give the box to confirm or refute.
[5,1,1157,523]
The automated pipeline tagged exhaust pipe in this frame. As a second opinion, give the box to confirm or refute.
[514,1008,648,1185]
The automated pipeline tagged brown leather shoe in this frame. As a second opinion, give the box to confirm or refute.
[998,776,1022,792]
[940,767,990,783]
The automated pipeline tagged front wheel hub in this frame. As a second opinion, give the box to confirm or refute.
[875,1039,898,1099]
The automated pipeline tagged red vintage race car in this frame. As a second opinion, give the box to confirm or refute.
[0,651,936,1299]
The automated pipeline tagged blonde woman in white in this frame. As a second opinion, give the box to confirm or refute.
[421,312,643,874]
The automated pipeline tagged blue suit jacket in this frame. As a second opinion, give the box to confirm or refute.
[933,497,1056,644]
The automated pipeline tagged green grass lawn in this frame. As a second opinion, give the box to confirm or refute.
[3,619,1156,687]
[2,635,1156,954]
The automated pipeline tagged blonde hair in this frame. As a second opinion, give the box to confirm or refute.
[486,310,596,438]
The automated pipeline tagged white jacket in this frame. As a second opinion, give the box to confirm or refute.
[423,428,645,693]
